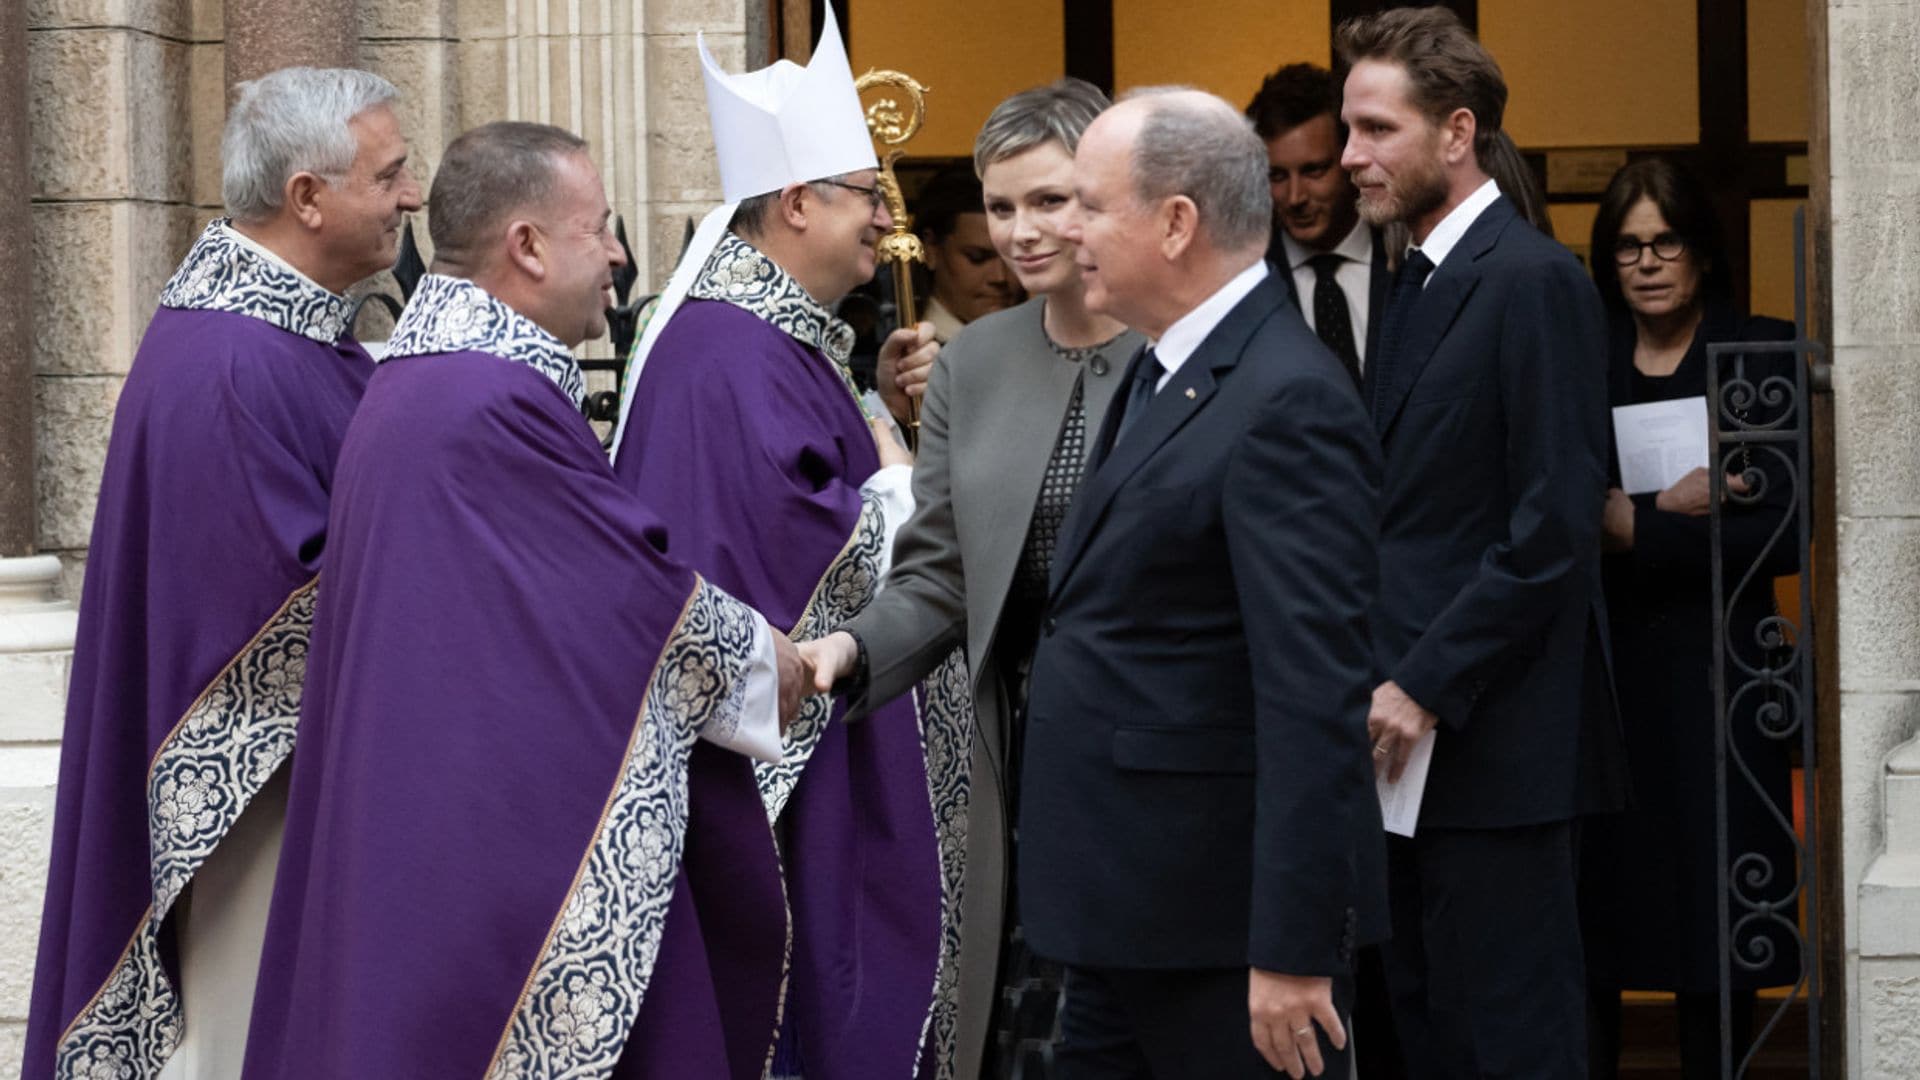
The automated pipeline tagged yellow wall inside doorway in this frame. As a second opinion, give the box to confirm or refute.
[850,0,1066,160]
[1111,0,1327,107]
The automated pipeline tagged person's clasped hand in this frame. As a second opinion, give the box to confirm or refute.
[770,629,812,734]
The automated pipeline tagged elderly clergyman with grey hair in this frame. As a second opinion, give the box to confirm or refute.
[1016,87,1389,1079]
[23,66,419,1079]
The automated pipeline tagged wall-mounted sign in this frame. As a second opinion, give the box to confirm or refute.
[1547,149,1631,195]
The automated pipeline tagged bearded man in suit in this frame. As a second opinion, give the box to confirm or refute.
[1337,7,1626,1077]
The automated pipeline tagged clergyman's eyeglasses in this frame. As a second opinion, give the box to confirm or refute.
[821,180,884,211]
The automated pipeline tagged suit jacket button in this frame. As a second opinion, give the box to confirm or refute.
[1043,617,1057,636]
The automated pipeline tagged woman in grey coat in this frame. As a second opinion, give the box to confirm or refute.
[806,79,1143,1079]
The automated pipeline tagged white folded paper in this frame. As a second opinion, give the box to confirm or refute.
[1376,729,1437,837]
[1612,395,1708,495]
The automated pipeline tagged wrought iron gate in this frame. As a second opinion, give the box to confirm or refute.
[1706,207,1828,1079]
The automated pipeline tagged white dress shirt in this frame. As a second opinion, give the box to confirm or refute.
[1281,218,1377,366]
[1409,178,1501,285]
[1151,259,1271,391]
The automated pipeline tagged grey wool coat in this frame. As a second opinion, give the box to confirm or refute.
[846,295,1140,1078]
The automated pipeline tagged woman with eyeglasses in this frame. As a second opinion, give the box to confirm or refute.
[1580,157,1800,1078]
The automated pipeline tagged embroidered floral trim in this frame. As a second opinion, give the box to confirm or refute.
[158,220,353,344]
[56,582,316,1080]
[753,492,976,1079]
[915,649,974,1080]
[486,577,761,1079]
[689,232,858,366]
[384,274,587,409]
[754,490,888,821]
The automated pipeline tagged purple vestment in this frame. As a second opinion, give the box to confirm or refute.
[240,275,782,1079]
[24,221,371,1079]
[614,231,966,1078]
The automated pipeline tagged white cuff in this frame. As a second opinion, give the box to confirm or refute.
[697,613,784,763]
[860,464,914,582]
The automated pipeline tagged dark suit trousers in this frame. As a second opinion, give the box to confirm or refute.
[1056,966,1355,1080]
[1381,822,1586,1079]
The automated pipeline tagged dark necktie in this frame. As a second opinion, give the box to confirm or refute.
[1308,253,1362,388]
[1110,346,1165,450]
[1368,248,1435,419]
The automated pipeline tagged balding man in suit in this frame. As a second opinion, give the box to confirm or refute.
[1019,87,1387,1080]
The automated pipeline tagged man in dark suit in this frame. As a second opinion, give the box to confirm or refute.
[1336,8,1625,1077]
[1020,87,1386,1080]
[1247,63,1393,390]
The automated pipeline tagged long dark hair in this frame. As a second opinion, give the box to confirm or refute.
[1588,157,1731,316]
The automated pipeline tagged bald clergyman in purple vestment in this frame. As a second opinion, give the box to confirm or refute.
[607,11,974,1077]
[240,122,811,1080]
[23,68,422,1080]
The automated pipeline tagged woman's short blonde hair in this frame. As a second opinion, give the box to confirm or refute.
[971,78,1111,178]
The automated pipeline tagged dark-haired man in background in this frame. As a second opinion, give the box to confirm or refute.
[1247,62,1390,390]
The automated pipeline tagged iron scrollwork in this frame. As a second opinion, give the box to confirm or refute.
[1706,208,1826,1079]
[347,219,427,331]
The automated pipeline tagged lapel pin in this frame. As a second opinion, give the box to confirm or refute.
[1184,388,1196,399]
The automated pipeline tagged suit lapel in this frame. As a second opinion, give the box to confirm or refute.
[1374,199,1515,440]
[1365,227,1392,361]
[1050,275,1286,596]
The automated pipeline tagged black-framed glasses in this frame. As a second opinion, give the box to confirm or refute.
[820,179,884,211]
[1611,232,1688,266]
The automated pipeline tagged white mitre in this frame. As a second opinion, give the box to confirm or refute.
[609,4,876,461]
[700,2,877,201]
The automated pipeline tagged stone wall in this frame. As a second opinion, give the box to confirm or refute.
[27,0,757,595]
[2,0,756,1067]
[1827,0,1920,1075]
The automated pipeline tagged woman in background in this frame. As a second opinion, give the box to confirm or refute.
[916,163,1021,342]
[1582,157,1801,1078]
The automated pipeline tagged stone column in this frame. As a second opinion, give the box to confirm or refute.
[0,1,33,559]
[0,8,77,1068]
[224,0,359,92]
[1827,0,1920,1074]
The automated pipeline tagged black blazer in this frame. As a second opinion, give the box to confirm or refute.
[1019,271,1387,977]
[1367,195,1627,830]
[1270,223,1394,365]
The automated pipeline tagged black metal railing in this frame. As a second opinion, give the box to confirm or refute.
[347,220,427,332]
[1707,206,1828,1078]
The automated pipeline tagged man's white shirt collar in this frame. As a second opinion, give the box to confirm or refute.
[1282,217,1373,274]
[1408,178,1500,281]
[1151,259,1270,388]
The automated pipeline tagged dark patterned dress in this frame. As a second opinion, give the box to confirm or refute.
[989,334,1115,1080]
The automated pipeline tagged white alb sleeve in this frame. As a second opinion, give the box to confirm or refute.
[697,612,784,763]
[859,463,915,582]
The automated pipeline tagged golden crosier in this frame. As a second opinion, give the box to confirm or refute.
[855,68,931,435]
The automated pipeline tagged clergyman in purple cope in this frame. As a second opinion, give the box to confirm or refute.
[23,66,422,1080]
[607,6,973,1077]
[240,121,811,1079]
